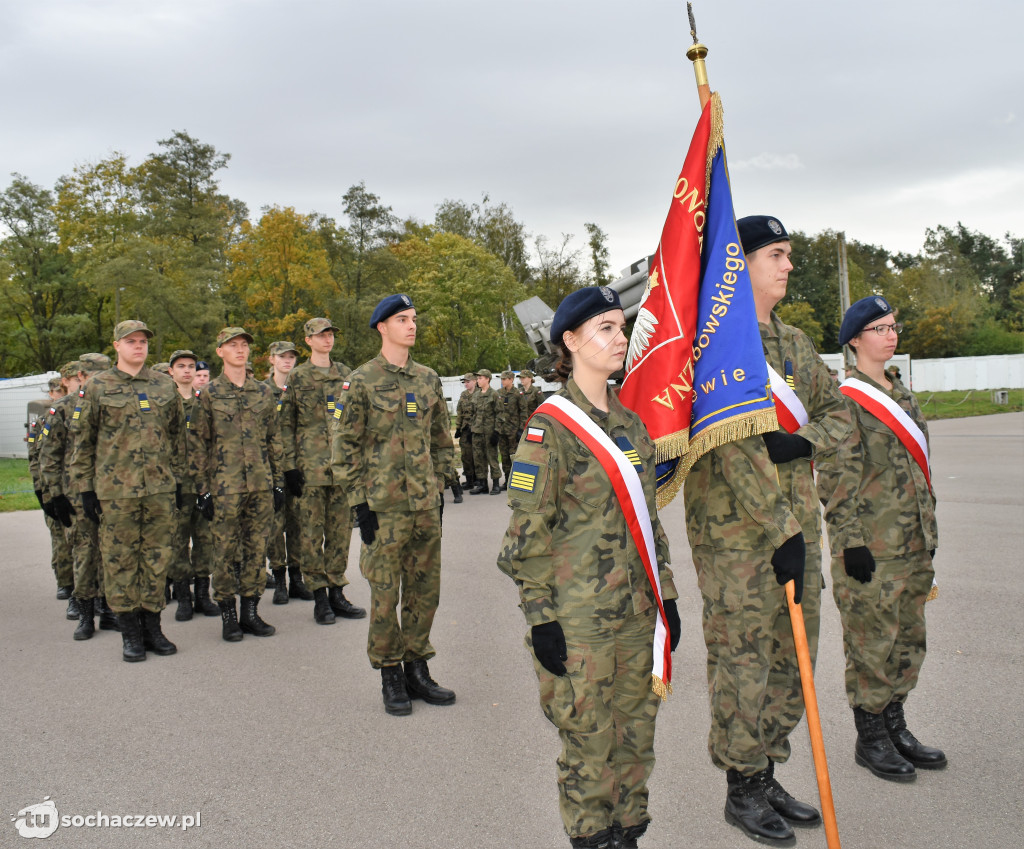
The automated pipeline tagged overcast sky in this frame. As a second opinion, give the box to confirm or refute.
[3,0,1021,278]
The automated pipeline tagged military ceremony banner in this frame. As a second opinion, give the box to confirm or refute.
[620,93,777,506]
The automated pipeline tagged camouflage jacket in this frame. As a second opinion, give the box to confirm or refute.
[279,359,351,487]
[495,387,521,436]
[518,385,545,431]
[38,393,78,500]
[264,377,285,413]
[188,373,284,497]
[455,389,474,434]
[684,312,852,552]
[178,388,202,494]
[497,379,676,627]
[27,417,43,487]
[331,353,454,513]
[816,369,937,557]
[69,367,186,499]
[470,386,497,434]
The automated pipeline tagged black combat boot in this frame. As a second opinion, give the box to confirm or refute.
[451,481,463,503]
[312,587,336,624]
[173,580,193,621]
[239,595,275,636]
[66,596,80,620]
[73,598,95,641]
[117,611,146,662]
[96,596,119,631]
[140,609,177,655]
[724,768,796,846]
[404,659,456,705]
[489,478,502,495]
[288,566,314,600]
[759,761,821,827]
[883,701,947,769]
[853,706,916,781]
[272,568,289,605]
[470,479,487,495]
[193,576,220,616]
[218,598,243,642]
[611,821,649,848]
[265,569,276,589]
[56,584,73,600]
[381,665,412,716]
[328,586,366,619]
[569,829,614,848]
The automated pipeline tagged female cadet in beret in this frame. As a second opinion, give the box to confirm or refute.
[817,296,946,782]
[497,286,680,849]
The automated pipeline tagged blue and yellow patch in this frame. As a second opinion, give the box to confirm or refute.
[72,405,82,421]
[138,392,151,412]
[509,461,539,492]
[405,392,418,418]
[614,436,643,471]
[327,394,336,413]
[333,405,344,421]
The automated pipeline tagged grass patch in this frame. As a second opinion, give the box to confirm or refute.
[0,458,39,513]
[918,388,1024,420]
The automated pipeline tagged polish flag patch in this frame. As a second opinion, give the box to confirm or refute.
[526,426,545,443]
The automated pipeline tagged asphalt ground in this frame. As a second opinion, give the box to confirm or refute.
[2,412,1021,849]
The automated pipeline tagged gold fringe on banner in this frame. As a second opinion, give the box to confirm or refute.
[704,93,724,202]
[651,676,672,700]
[680,407,779,479]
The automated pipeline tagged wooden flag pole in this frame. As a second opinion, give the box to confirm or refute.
[684,5,842,846]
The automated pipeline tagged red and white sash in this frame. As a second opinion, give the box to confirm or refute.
[841,378,931,490]
[535,395,672,698]
[767,363,808,434]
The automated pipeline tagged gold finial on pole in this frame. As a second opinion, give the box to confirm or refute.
[685,3,711,109]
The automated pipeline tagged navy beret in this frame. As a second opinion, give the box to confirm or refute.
[550,286,622,346]
[737,215,790,255]
[369,293,415,329]
[195,360,210,371]
[839,295,893,346]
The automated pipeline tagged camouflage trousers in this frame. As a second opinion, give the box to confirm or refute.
[97,493,177,614]
[693,544,822,775]
[359,508,441,669]
[832,549,934,713]
[497,432,517,480]
[295,484,353,592]
[208,491,273,602]
[459,433,476,483]
[47,514,73,588]
[266,494,301,571]
[471,431,500,481]
[168,494,213,581]
[71,514,103,600]
[530,608,660,839]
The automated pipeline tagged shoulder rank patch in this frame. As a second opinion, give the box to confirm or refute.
[525,426,545,443]
[327,394,336,413]
[333,405,344,420]
[614,436,643,470]
[138,392,151,411]
[72,403,82,421]
[509,460,539,492]
[405,392,418,418]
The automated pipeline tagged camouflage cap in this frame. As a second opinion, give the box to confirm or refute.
[48,376,63,390]
[267,341,298,356]
[500,369,515,380]
[461,372,476,382]
[60,361,82,379]
[519,368,535,379]
[304,317,340,336]
[152,362,171,375]
[113,319,154,341]
[215,327,254,346]
[78,352,111,373]
[169,349,197,366]
[475,368,492,379]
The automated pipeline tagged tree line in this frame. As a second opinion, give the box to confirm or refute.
[2,130,1021,378]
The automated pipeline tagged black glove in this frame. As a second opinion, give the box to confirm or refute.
[82,491,103,524]
[453,427,462,440]
[354,502,378,546]
[34,489,44,509]
[50,494,75,528]
[284,469,305,498]
[489,432,499,447]
[771,533,806,604]
[41,497,57,520]
[197,492,214,521]
[272,486,285,513]
[175,484,183,510]
[843,546,875,584]
[531,621,567,676]
[463,431,472,444]
[762,430,813,464]
[663,598,681,652]
[929,549,935,560]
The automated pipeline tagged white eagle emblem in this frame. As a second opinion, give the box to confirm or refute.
[626,269,660,370]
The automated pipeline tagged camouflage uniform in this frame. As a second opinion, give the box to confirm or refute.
[265,378,301,576]
[518,383,545,432]
[68,366,186,615]
[495,375,521,483]
[331,353,454,668]
[816,369,937,713]
[498,379,676,841]
[455,375,476,484]
[189,372,284,602]
[169,387,215,584]
[470,380,500,484]
[33,400,75,591]
[683,312,851,775]
[279,358,354,592]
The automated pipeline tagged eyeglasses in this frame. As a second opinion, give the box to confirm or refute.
[861,322,904,337]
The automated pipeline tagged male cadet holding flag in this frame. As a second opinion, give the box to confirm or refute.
[279,318,365,625]
[683,216,851,846]
[69,320,186,663]
[331,294,456,717]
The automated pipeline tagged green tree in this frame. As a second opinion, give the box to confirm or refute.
[776,301,824,350]
[530,233,586,310]
[435,195,532,287]
[585,222,611,287]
